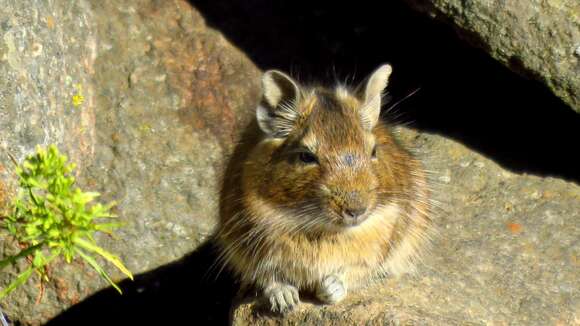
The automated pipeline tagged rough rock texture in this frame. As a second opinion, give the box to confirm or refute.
[0,0,97,186]
[0,0,259,324]
[402,0,580,112]
[232,129,580,325]
[1,0,578,325]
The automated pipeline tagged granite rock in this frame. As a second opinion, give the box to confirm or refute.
[0,0,259,324]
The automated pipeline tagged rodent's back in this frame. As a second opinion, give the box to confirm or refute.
[216,65,433,291]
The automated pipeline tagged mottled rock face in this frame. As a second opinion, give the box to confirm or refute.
[0,0,97,183]
[402,0,580,112]
[1,0,579,325]
[1,0,259,324]
[1,1,99,322]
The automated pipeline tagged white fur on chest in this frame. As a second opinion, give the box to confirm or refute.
[248,199,402,286]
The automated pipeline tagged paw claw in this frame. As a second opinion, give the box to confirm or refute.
[316,274,347,304]
[264,283,300,313]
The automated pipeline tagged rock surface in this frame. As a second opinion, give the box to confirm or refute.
[0,0,259,324]
[232,129,580,325]
[402,0,580,112]
[0,0,578,325]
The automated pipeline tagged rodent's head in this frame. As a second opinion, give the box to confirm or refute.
[249,65,396,231]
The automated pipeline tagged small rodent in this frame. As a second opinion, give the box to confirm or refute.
[216,64,434,313]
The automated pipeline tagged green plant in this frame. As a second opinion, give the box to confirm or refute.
[0,145,133,300]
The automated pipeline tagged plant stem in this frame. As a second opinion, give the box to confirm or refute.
[5,151,18,167]
[0,243,44,270]
[27,187,40,207]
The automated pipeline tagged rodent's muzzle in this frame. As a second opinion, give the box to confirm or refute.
[324,188,374,227]
[320,166,377,228]
[341,206,368,226]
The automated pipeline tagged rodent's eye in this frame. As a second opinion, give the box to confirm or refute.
[298,151,318,164]
[371,145,378,159]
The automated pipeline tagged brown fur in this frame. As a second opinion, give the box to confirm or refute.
[216,67,434,309]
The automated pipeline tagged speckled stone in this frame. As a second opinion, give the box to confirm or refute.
[0,0,259,324]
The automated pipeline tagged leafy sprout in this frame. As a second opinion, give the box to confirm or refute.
[0,145,133,300]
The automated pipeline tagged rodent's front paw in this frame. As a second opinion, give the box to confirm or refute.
[264,283,300,313]
[316,274,347,304]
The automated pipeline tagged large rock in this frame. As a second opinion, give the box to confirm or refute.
[1,0,578,325]
[402,0,580,112]
[0,0,259,324]
[232,129,580,325]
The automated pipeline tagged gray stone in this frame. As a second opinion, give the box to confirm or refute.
[0,0,259,324]
[402,0,580,112]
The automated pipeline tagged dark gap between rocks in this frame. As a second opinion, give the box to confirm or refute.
[190,0,580,183]
[45,242,235,326]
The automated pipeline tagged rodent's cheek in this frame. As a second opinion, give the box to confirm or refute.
[368,178,380,199]
[316,191,342,221]
[261,162,322,207]
[319,184,332,197]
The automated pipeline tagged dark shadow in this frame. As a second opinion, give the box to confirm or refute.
[45,242,237,326]
[190,0,579,183]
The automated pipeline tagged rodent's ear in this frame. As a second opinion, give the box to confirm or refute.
[257,70,301,138]
[359,64,392,130]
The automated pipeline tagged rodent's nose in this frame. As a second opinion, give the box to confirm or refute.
[342,207,367,220]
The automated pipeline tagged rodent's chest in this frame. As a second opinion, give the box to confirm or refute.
[272,206,399,269]
[275,232,387,270]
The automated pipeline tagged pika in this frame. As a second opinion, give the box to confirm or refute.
[216,64,433,313]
